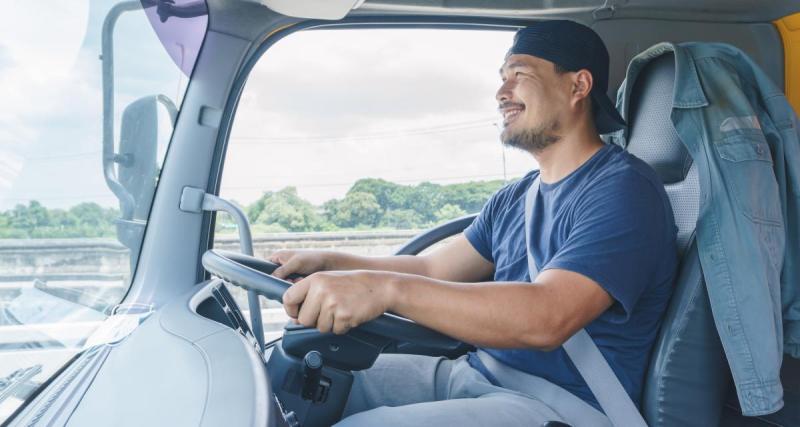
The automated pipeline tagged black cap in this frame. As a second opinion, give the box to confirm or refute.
[508,21,626,134]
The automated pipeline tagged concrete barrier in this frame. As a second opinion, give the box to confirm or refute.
[0,230,420,283]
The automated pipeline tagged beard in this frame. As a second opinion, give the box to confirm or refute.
[501,119,561,153]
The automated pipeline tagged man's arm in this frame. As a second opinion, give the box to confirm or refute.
[271,234,494,283]
[282,267,614,350]
[388,268,613,349]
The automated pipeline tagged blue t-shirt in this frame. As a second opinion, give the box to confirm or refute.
[464,143,678,411]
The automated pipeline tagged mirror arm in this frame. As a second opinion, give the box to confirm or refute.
[101,1,141,220]
[155,94,179,125]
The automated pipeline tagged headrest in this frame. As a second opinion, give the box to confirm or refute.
[626,53,692,184]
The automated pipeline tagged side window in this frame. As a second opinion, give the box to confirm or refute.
[217,28,535,340]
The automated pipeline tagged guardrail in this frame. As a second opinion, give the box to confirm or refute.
[0,230,419,284]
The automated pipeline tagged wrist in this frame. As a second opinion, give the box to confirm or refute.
[383,271,406,313]
[323,251,342,271]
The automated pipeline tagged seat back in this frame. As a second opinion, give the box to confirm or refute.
[624,53,732,427]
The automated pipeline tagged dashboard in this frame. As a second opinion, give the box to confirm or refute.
[57,280,278,427]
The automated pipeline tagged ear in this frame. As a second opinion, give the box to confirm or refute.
[571,69,594,108]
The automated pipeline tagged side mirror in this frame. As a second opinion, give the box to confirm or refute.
[106,95,176,260]
[116,95,176,221]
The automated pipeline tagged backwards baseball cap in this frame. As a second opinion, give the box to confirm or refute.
[507,20,626,134]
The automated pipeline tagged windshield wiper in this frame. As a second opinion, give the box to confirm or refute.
[0,365,42,404]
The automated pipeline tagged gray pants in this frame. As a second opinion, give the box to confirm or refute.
[334,354,566,426]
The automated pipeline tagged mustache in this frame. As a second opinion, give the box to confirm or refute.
[497,102,525,112]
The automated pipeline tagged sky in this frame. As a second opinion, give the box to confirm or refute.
[0,1,537,212]
[0,0,194,211]
[221,28,536,205]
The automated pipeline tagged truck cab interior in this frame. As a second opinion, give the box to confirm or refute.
[2,1,799,426]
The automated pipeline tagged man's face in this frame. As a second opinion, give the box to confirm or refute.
[496,54,573,153]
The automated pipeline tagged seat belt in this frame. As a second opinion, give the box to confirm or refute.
[524,176,648,427]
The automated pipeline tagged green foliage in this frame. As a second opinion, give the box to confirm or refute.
[0,178,510,238]
[380,209,424,229]
[0,201,118,238]
[434,203,467,223]
[324,192,382,228]
[250,187,325,232]
[439,181,504,213]
[343,177,504,228]
[349,178,409,211]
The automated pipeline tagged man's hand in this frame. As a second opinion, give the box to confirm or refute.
[268,250,334,281]
[282,270,395,335]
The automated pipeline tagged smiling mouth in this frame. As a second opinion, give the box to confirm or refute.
[501,106,524,126]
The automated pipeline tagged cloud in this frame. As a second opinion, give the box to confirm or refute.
[220,28,535,206]
[0,1,193,210]
[0,46,10,71]
[237,29,512,134]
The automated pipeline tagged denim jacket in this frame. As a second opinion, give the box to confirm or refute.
[614,42,800,416]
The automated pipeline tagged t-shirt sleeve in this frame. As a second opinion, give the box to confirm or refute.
[464,193,498,263]
[544,173,673,322]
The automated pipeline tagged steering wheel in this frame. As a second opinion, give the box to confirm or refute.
[201,249,462,349]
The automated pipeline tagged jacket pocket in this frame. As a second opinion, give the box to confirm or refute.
[713,132,783,224]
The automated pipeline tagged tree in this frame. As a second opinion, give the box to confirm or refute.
[9,201,50,231]
[349,178,408,211]
[439,180,504,213]
[325,192,382,228]
[69,202,109,228]
[0,212,25,238]
[50,209,79,230]
[434,203,467,222]
[251,187,324,232]
[380,209,424,229]
[406,181,443,223]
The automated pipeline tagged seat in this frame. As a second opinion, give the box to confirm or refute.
[625,53,733,426]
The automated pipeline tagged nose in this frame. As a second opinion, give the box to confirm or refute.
[496,79,512,103]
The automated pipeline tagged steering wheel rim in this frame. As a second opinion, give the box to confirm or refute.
[201,249,462,349]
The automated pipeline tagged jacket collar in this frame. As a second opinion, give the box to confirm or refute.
[615,42,708,144]
[619,42,709,114]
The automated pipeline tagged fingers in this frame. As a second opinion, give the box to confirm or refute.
[296,283,322,328]
[332,315,352,335]
[268,250,329,280]
[282,278,309,319]
[267,250,291,265]
[272,257,296,279]
[316,309,334,334]
[283,276,326,331]
[272,264,291,279]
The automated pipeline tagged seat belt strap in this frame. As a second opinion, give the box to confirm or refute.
[524,176,647,427]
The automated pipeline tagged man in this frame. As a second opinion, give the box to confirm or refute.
[269,20,678,426]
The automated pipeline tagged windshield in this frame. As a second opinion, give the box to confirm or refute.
[0,0,207,420]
